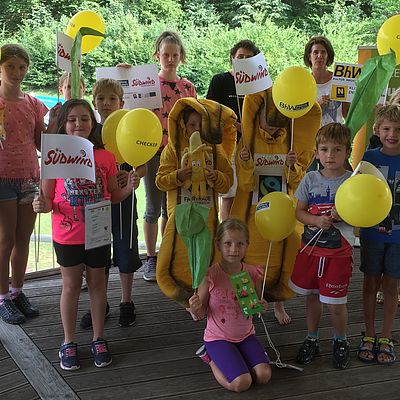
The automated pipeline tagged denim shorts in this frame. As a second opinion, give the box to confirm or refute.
[0,178,39,205]
[143,154,167,223]
[360,237,400,278]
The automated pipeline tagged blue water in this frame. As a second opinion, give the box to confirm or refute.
[35,95,64,109]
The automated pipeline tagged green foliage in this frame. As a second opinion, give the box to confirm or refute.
[0,0,395,95]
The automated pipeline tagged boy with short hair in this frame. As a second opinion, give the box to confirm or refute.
[80,78,146,328]
[289,123,354,369]
[358,104,400,365]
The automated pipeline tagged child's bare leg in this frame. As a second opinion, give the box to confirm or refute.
[363,274,381,337]
[10,203,36,287]
[209,361,252,392]
[250,363,272,385]
[274,301,291,325]
[0,200,17,295]
[60,265,83,343]
[144,220,158,257]
[306,294,322,332]
[120,272,133,303]
[86,267,107,341]
[327,303,347,338]
[220,197,234,221]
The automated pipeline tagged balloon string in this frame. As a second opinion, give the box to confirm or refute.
[299,228,323,253]
[287,118,294,185]
[235,94,245,148]
[261,241,273,300]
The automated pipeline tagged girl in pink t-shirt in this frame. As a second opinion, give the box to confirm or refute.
[189,219,271,392]
[0,44,48,326]
[33,99,139,371]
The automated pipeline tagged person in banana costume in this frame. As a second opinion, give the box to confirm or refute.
[155,98,236,306]
[230,87,321,324]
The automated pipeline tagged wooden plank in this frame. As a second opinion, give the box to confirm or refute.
[0,320,80,400]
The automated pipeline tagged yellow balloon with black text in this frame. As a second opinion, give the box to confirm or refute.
[272,66,317,118]
[116,108,162,168]
[102,109,128,164]
[335,174,393,227]
[377,14,400,65]
[255,192,296,242]
[65,10,105,54]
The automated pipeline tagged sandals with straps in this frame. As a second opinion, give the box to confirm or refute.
[376,337,396,365]
[357,336,376,363]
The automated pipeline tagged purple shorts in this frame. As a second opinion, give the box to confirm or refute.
[205,334,270,383]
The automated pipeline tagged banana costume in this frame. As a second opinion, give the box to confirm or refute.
[181,131,214,198]
[156,98,236,306]
[230,88,321,301]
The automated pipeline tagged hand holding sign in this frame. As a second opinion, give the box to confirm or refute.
[116,108,162,167]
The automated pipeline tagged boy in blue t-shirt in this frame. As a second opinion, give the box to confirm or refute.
[80,78,146,328]
[358,104,400,365]
[289,123,354,369]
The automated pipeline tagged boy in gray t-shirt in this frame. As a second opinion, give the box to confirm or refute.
[289,123,354,369]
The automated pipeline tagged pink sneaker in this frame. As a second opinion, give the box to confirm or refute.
[196,344,211,364]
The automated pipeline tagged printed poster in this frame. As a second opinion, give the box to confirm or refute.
[252,153,286,205]
[330,62,387,104]
[96,65,162,110]
[85,200,112,250]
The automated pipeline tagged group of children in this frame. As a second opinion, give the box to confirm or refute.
[0,30,399,392]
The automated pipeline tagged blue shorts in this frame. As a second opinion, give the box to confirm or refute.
[205,335,270,383]
[0,178,39,205]
[111,193,142,274]
[360,238,400,278]
[143,155,167,223]
[53,241,111,269]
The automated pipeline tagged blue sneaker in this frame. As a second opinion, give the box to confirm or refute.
[0,299,25,324]
[91,338,112,368]
[59,342,80,371]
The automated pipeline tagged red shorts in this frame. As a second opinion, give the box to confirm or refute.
[289,251,353,304]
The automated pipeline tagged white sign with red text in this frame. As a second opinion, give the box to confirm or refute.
[232,52,272,96]
[56,31,81,73]
[96,64,162,110]
[40,134,95,183]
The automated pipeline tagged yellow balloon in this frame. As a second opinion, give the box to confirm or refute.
[116,108,162,167]
[335,174,392,227]
[102,109,128,164]
[272,66,317,118]
[377,14,400,65]
[255,192,296,242]
[65,10,105,54]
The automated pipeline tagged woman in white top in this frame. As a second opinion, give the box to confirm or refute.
[303,36,349,126]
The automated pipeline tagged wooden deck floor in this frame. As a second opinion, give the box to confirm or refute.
[1,249,400,400]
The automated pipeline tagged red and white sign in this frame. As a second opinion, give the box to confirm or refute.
[233,52,272,96]
[40,134,95,182]
[96,64,162,110]
[56,31,81,73]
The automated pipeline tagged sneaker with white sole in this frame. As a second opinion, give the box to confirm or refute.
[91,338,112,368]
[59,342,80,371]
[196,344,211,364]
[143,257,157,282]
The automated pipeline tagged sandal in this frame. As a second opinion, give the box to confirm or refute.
[376,337,396,365]
[376,291,384,304]
[357,336,376,363]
